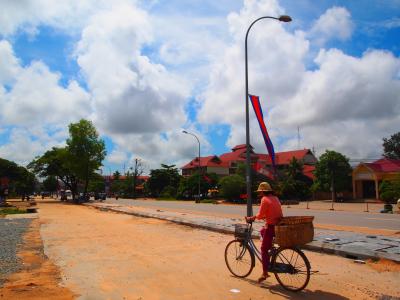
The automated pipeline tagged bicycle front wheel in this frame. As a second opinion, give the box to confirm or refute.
[272,247,311,292]
[224,239,254,278]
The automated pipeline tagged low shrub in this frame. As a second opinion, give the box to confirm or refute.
[0,208,28,215]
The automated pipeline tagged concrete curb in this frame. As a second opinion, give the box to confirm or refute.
[85,203,400,263]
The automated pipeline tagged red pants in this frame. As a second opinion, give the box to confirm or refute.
[260,225,275,274]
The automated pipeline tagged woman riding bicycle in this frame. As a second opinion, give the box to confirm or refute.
[245,182,282,283]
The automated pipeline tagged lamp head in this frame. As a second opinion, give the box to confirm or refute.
[278,15,292,22]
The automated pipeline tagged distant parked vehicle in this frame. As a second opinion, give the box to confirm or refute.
[77,193,90,203]
[95,192,106,201]
[41,191,51,199]
[60,190,67,201]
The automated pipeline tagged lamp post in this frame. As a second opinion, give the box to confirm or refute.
[245,15,292,217]
[182,130,201,202]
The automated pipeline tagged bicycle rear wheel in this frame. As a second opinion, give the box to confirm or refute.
[271,247,310,292]
[224,239,254,278]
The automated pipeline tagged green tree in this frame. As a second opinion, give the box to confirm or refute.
[383,132,400,160]
[147,164,180,197]
[0,158,20,180]
[0,158,36,200]
[219,174,246,202]
[177,177,189,199]
[286,157,303,179]
[313,150,352,201]
[277,157,311,200]
[113,170,121,180]
[177,172,218,199]
[379,177,400,204]
[67,119,106,199]
[111,178,125,195]
[28,147,79,201]
[88,173,106,193]
[236,162,273,200]
[14,167,36,199]
[129,158,144,198]
[42,176,58,195]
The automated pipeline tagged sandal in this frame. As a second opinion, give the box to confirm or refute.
[257,274,269,283]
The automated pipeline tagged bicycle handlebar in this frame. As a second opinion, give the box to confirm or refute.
[245,217,255,224]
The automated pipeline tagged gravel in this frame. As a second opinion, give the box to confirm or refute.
[0,218,33,286]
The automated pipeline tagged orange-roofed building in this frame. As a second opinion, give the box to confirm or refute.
[181,144,317,179]
[352,158,400,200]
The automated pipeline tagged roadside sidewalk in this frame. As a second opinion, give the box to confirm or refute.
[85,202,400,263]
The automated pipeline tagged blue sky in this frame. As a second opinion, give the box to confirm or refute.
[0,0,399,174]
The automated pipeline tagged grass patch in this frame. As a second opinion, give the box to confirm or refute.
[0,207,28,215]
[157,197,178,201]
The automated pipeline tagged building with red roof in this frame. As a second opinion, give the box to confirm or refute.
[181,144,317,179]
[352,158,400,200]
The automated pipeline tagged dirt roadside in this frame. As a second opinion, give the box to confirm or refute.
[0,218,75,300]
[41,202,400,299]
[2,201,399,299]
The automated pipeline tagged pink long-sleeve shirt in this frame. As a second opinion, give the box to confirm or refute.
[255,195,283,225]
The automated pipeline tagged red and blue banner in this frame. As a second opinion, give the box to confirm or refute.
[249,94,276,169]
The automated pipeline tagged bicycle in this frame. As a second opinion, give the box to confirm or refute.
[224,220,311,292]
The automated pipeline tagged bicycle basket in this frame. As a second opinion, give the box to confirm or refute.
[275,216,314,247]
[234,224,250,239]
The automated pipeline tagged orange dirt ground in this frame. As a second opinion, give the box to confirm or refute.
[2,200,400,299]
[0,218,75,300]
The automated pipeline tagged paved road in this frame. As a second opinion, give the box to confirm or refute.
[105,198,400,231]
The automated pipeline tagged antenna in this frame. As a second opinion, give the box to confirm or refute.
[297,126,301,149]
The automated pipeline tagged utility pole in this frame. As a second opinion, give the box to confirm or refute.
[330,170,336,210]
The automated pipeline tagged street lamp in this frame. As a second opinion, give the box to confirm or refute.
[182,130,201,202]
[245,15,292,217]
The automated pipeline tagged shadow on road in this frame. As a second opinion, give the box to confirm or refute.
[239,277,349,300]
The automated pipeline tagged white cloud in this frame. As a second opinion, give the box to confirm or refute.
[106,148,129,165]
[75,4,190,136]
[108,128,211,171]
[308,7,353,45]
[382,17,400,29]
[270,48,400,158]
[0,1,195,167]
[0,58,91,127]
[198,1,400,160]
[0,0,399,169]
[0,128,61,166]
[0,40,21,84]
[273,49,400,126]
[198,0,308,149]
[0,0,131,37]
[0,39,90,165]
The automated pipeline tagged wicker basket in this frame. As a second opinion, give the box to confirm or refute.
[278,216,314,225]
[234,224,251,239]
[274,216,314,247]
